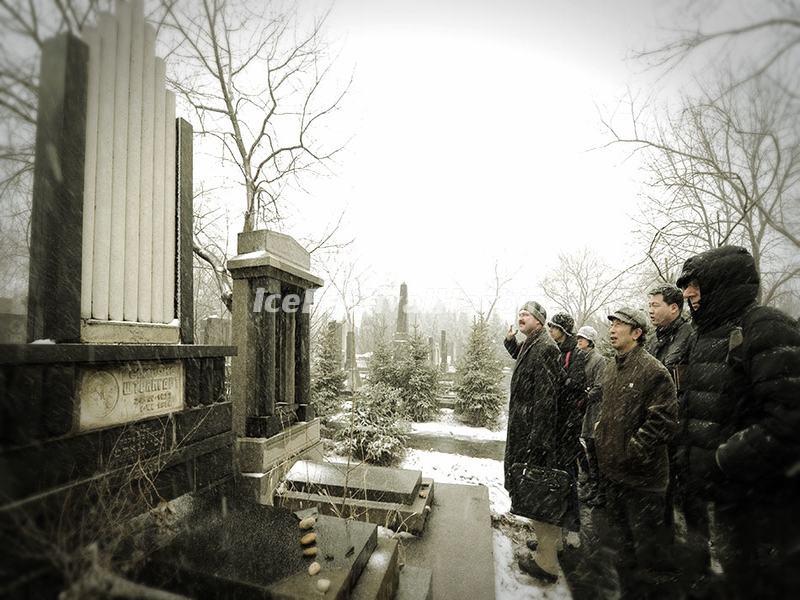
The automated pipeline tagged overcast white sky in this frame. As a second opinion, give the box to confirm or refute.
[219,0,759,324]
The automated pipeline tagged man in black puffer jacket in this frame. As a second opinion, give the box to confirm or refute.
[676,245,800,599]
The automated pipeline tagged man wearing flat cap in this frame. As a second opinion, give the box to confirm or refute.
[504,301,568,583]
[594,307,679,597]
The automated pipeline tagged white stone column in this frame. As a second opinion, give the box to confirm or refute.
[80,25,100,320]
[91,13,117,320]
[108,0,131,321]
[164,93,177,322]
[151,58,166,323]
[137,25,155,322]
[124,0,145,322]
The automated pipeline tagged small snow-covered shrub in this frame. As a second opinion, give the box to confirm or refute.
[337,383,407,465]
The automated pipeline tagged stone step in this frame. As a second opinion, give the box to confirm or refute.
[351,538,400,600]
[143,496,378,600]
[238,418,321,473]
[396,566,433,600]
[284,459,422,505]
[403,483,495,600]
[275,478,435,535]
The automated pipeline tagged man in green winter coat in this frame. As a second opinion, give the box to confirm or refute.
[594,307,679,598]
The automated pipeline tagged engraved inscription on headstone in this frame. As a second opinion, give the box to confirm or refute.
[78,361,185,430]
[107,424,168,468]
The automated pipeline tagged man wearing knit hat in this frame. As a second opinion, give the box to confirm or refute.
[547,312,586,489]
[504,301,569,583]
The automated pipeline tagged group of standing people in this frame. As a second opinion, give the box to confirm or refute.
[503,245,800,599]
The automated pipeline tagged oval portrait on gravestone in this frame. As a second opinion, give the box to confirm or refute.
[84,371,120,418]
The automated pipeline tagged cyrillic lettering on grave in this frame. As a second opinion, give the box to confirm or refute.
[78,361,185,430]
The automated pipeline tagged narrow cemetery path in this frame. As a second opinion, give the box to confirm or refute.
[396,406,574,600]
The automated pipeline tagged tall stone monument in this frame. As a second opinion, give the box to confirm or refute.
[395,282,409,343]
[440,330,447,372]
[1,2,235,593]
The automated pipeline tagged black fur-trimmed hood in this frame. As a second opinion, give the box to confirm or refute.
[676,246,760,332]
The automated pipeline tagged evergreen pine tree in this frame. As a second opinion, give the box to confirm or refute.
[368,336,398,389]
[311,323,345,421]
[336,383,407,465]
[401,330,440,421]
[367,331,439,421]
[454,317,505,427]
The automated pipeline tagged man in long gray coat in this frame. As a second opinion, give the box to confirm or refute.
[504,300,566,584]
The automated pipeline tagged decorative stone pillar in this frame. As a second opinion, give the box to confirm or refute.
[228,230,322,438]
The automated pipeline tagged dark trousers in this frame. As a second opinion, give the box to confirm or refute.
[673,491,711,589]
[714,496,800,600]
[594,479,678,599]
[664,444,678,532]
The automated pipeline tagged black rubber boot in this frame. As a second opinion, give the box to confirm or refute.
[518,554,559,584]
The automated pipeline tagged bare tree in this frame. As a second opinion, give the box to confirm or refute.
[319,255,374,333]
[162,0,349,234]
[602,75,800,306]
[539,249,630,326]
[456,260,515,321]
[636,2,800,98]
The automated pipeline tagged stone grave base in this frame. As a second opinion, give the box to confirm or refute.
[276,479,434,535]
[143,495,378,599]
[238,419,324,506]
[273,460,435,535]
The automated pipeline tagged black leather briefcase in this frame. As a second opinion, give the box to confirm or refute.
[509,463,579,530]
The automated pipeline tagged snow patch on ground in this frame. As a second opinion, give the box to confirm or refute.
[408,408,506,441]
[399,448,511,514]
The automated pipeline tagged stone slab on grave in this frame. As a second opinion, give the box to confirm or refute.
[275,478,435,535]
[396,566,434,600]
[284,460,422,505]
[146,496,377,600]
